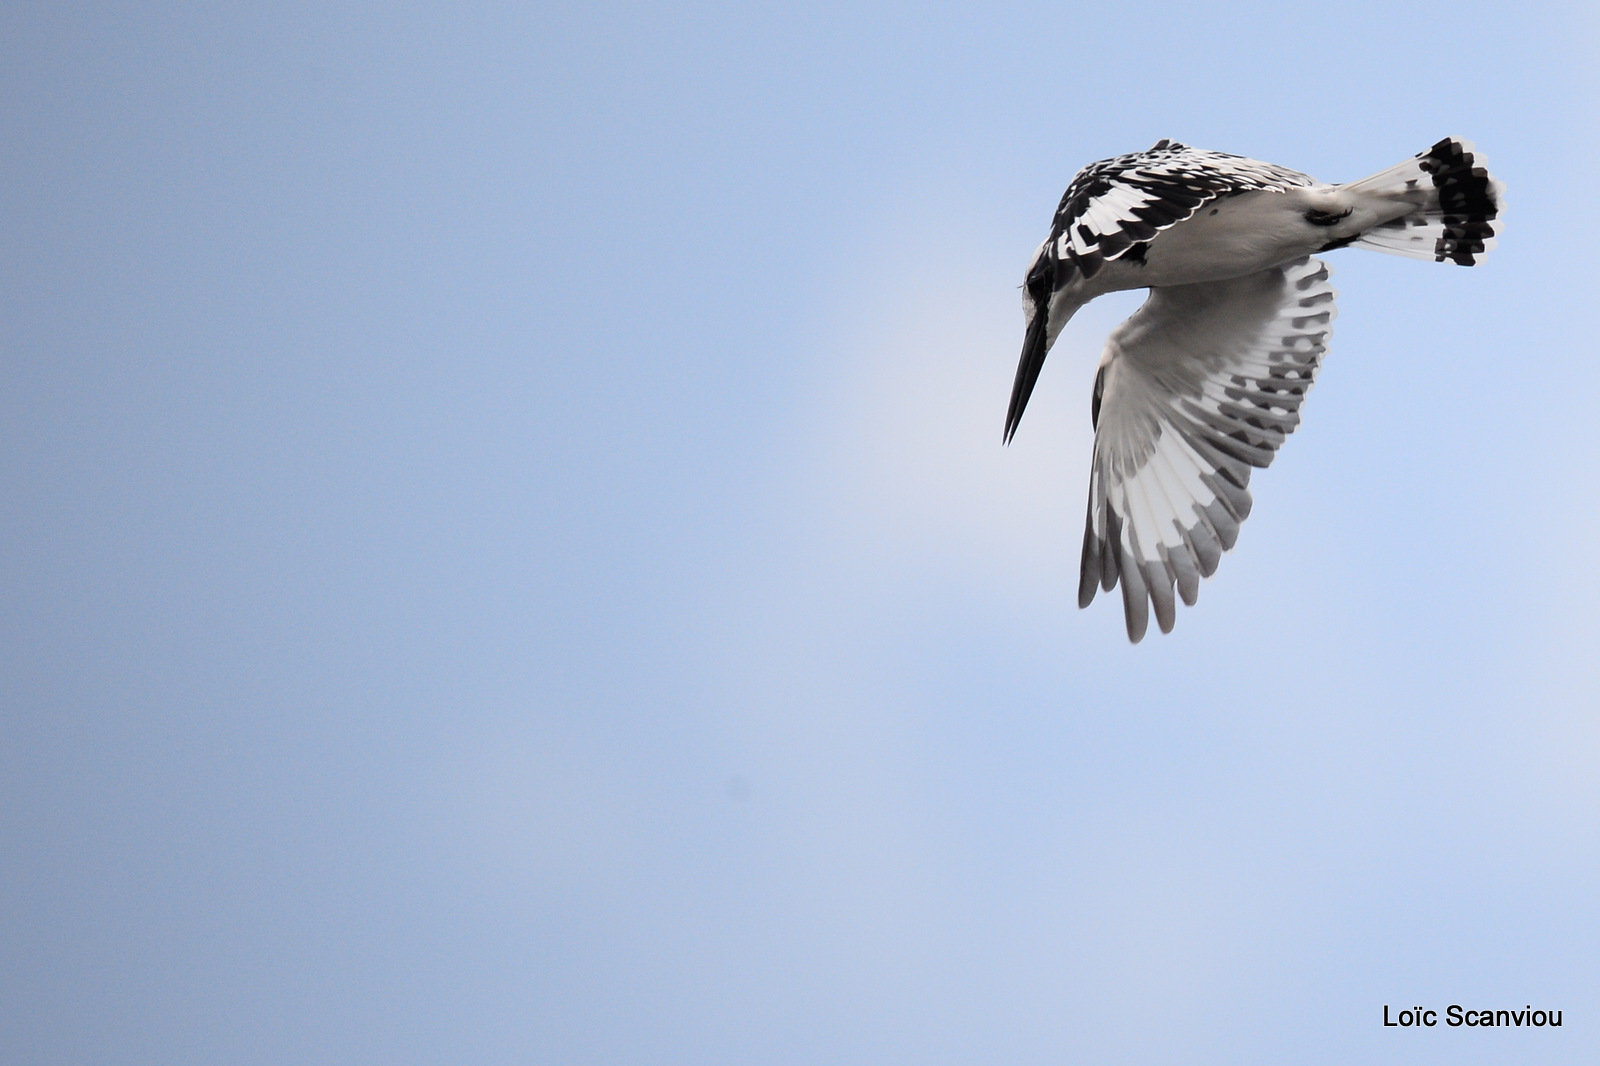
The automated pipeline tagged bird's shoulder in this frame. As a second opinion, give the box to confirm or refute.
[1045,141,1316,274]
[1053,140,1315,226]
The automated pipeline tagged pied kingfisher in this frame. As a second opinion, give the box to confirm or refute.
[1007,138,1503,642]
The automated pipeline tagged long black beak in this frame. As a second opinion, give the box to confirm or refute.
[1004,303,1051,444]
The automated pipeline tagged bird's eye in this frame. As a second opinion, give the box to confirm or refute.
[1026,259,1054,303]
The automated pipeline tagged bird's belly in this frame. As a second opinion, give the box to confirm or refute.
[1109,190,1326,289]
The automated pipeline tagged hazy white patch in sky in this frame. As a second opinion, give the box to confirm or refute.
[780,231,1143,604]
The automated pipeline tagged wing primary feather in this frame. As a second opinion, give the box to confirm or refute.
[1184,505,1224,577]
[1101,501,1122,593]
[1168,545,1201,607]
[1078,499,1103,609]
[1125,461,1176,636]
[1134,473,1180,634]
[1145,555,1177,634]
[1117,529,1150,643]
[1145,442,1203,606]
[1163,434,1229,574]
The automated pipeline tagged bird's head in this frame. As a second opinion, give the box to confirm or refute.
[1006,242,1085,442]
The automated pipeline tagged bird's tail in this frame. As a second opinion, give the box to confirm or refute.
[1339,137,1504,265]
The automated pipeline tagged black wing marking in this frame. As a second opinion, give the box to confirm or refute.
[1046,139,1315,281]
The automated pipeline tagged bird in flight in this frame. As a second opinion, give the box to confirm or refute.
[1007,137,1503,642]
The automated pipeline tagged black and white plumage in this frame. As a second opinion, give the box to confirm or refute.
[1008,137,1503,642]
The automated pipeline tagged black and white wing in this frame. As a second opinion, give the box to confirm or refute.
[1080,256,1336,642]
[1038,139,1315,285]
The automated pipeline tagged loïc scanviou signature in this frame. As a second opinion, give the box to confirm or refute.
[1384,1005,1563,1028]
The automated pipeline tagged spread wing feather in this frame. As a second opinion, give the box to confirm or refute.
[1080,256,1336,641]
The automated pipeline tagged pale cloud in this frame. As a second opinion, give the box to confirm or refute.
[784,233,1147,603]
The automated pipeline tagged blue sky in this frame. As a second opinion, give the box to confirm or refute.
[3,2,1599,1063]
